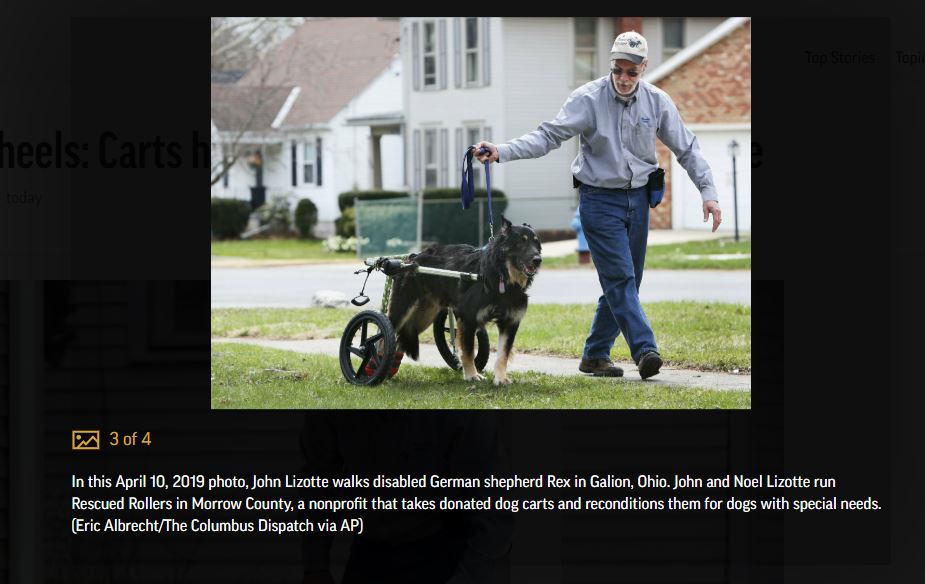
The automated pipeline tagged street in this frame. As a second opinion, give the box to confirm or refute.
[211,265,751,307]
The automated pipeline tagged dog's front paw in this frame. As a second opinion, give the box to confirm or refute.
[464,373,486,382]
[493,375,514,386]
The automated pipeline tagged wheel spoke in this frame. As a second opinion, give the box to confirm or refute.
[365,332,384,346]
[355,354,373,377]
[349,346,365,358]
[360,321,368,344]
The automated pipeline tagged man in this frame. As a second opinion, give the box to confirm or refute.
[476,31,721,380]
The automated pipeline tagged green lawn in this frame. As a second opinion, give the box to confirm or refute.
[211,239,354,261]
[211,307,357,339]
[542,237,751,270]
[212,301,750,372]
[211,237,750,269]
[211,342,751,410]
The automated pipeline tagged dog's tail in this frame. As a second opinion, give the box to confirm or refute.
[396,327,420,361]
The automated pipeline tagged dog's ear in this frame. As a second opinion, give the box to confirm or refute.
[499,215,513,236]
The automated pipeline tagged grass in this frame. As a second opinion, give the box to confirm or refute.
[542,237,751,270]
[211,301,750,372]
[211,343,751,410]
[211,307,358,339]
[211,237,750,269]
[211,239,354,262]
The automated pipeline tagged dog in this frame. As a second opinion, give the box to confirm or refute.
[387,216,542,385]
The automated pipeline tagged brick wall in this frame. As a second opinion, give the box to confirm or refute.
[650,19,751,229]
[613,17,643,36]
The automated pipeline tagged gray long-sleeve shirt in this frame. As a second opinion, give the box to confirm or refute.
[496,77,718,201]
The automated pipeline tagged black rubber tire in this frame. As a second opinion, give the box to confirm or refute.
[432,309,490,372]
[339,310,397,385]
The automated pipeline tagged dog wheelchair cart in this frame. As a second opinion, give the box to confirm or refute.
[339,256,490,385]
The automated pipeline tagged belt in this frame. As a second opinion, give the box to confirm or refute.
[576,180,646,193]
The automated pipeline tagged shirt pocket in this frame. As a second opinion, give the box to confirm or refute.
[628,117,657,162]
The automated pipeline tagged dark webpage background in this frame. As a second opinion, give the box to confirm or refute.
[0,10,920,584]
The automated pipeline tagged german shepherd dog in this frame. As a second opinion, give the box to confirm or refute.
[387,217,542,385]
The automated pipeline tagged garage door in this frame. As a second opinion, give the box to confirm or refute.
[670,125,751,233]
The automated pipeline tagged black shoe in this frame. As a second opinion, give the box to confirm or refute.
[637,351,663,380]
[579,358,624,377]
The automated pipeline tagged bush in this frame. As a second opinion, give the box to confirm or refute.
[294,198,319,239]
[421,188,506,202]
[337,190,408,212]
[210,198,252,239]
[335,207,356,238]
[256,195,292,236]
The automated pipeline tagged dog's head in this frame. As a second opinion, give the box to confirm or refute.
[495,216,543,285]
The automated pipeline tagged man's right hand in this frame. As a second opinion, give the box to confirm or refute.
[474,141,499,163]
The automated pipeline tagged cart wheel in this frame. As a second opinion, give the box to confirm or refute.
[340,310,397,385]
[433,309,490,372]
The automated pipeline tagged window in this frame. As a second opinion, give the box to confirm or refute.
[663,18,684,58]
[303,141,315,184]
[574,17,597,85]
[465,18,480,84]
[423,21,437,87]
[424,129,438,188]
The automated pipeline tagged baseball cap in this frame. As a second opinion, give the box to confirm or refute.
[610,31,648,64]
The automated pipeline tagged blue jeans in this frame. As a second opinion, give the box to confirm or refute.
[579,184,658,363]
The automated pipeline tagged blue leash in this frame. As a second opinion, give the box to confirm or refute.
[460,145,494,241]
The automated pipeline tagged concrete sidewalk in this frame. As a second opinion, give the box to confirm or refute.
[213,337,750,392]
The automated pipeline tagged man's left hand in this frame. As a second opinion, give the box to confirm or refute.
[703,200,722,232]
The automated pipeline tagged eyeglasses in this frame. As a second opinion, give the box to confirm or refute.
[611,67,640,78]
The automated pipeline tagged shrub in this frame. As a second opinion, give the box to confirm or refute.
[210,198,252,239]
[294,198,319,239]
[335,206,356,238]
[421,188,506,202]
[337,190,407,212]
[256,195,292,236]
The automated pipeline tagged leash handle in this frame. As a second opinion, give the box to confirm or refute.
[461,145,495,242]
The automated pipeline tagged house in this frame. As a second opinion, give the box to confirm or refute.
[647,17,751,232]
[211,18,404,237]
[399,17,748,231]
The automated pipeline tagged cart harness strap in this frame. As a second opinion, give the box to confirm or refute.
[461,145,495,242]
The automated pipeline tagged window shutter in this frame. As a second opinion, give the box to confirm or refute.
[413,129,421,193]
[454,18,461,88]
[316,137,322,186]
[439,20,447,90]
[412,22,421,91]
[455,128,463,171]
[440,128,448,187]
[482,18,491,86]
[290,142,297,187]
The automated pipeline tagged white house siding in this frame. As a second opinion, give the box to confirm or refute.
[402,18,504,193]
[501,18,591,229]
[212,59,404,238]
[380,134,404,189]
[352,58,403,118]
